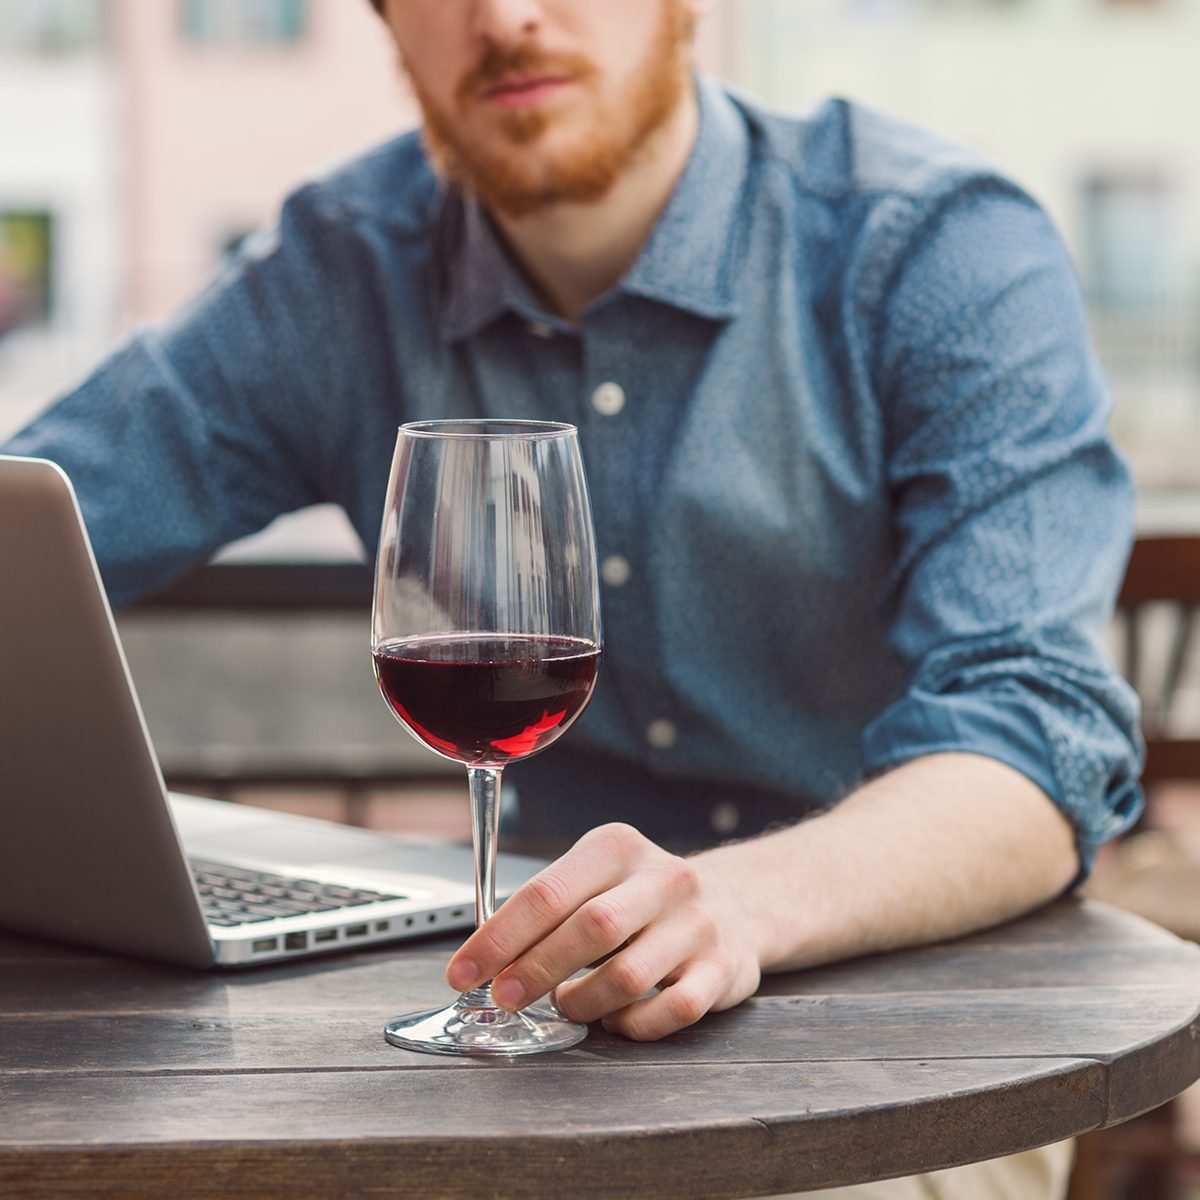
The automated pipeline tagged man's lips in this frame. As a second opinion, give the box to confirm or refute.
[481,74,573,109]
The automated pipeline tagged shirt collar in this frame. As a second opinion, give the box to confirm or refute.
[437,198,549,343]
[611,74,748,322]
[437,73,750,343]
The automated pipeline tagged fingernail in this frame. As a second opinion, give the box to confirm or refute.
[492,976,526,1011]
[447,958,478,991]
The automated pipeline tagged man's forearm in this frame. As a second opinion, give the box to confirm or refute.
[693,752,1081,974]
[449,751,1080,1041]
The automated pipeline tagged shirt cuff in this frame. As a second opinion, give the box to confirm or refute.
[860,683,1144,883]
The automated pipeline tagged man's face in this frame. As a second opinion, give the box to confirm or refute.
[381,0,695,218]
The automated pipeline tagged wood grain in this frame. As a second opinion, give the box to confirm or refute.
[1,898,1198,1198]
[0,1059,1104,1199]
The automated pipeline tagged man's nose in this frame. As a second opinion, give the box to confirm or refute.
[469,0,543,44]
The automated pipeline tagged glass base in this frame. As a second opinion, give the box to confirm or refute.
[383,987,588,1057]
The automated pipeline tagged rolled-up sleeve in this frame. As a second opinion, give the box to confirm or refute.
[859,181,1144,879]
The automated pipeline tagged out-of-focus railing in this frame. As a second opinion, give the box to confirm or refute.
[122,561,459,828]
[1089,299,1200,378]
[127,561,373,613]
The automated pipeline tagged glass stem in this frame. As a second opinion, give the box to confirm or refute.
[465,765,502,1009]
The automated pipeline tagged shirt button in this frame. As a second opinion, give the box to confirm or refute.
[710,802,740,836]
[601,555,631,587]
[527,321,555,339]
[591,381,626,416]
[645,719,677,750]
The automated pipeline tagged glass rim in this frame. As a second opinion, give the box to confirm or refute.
[398,419,577,441]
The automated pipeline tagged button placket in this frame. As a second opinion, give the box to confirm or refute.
[581,320,673,763]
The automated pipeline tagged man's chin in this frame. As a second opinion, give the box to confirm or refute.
[422,118,621,217]
[469,160,621,220]
[419,8,691,218]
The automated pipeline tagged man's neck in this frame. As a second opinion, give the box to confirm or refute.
[492,89,700,324]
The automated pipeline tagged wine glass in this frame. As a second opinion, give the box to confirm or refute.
[371,419,601,1056]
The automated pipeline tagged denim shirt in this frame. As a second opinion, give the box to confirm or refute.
[3,77,1143,872]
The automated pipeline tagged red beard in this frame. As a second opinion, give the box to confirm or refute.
[408,4,692,218]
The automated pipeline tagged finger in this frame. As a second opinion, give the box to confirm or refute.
[489,872,685,1013]
[447,824,650,991]
[598,959,727,1042]
[553,915,709,1025]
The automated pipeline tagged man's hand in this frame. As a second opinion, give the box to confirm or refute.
[445,754,1080,1043]
[445,823,763,1042]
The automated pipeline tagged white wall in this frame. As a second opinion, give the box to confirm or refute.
[0,53,122,437]
[735,0,1200,260]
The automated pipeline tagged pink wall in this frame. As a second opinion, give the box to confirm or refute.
[115,0,417,324]
[115,0,734,327]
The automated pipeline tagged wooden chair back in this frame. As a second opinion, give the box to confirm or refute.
[1117,535,1200,789]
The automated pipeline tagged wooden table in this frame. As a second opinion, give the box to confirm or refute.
[2,897,1199,1199]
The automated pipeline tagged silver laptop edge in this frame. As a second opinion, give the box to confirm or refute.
[0,455,542,968]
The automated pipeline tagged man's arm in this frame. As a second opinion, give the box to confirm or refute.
[0,187,369,609]
[695,751,1077,975]
[446,752,1076,1042]
[447,184,1140,1042]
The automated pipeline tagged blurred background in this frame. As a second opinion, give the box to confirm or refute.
[3,8,1199,804]
[3,0,1198,515]
[3,4,1199,1191]
[3,0,1199,816]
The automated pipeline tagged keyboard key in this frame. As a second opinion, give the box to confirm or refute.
[189,858,407,928]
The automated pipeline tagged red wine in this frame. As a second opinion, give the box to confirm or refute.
[373,634,600,766]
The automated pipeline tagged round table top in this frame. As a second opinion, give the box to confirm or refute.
[2,896,1199,1198]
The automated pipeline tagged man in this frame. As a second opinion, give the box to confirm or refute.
[3,2,1139,1194]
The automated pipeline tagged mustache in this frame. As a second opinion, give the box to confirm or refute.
[456,44,596,104]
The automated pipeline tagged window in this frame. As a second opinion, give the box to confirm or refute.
[1083,171,1179,311]
[0,0,106,56]
[1081,170,1198,483]
[0,212,54,338]
[181,0,308,47]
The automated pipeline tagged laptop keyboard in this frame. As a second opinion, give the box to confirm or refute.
[189,859,405,927]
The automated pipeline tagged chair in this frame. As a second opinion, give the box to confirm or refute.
[1117,534,1200,792]
[1069,534,1200,1199]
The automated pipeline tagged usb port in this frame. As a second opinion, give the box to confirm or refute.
[252,938,278,953]
[313,929,338,944]
[284,932,307,951]
[345,924,368,938]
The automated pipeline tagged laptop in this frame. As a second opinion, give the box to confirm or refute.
[0,455,544,967]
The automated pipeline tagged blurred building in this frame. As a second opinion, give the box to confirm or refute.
[3,0,1193,803]
[116,0,412,323]
[735,0,1200,494]
[0,0,414,446]
[0,0,735,557]
[2,0,1194,493]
